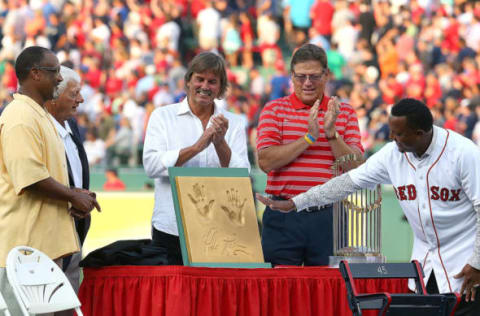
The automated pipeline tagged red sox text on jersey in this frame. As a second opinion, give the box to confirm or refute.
[394,185,461,202]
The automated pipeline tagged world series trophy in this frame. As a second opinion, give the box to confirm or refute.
[329,154,385,267]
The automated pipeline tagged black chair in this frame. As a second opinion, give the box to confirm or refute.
[339,260,460,316]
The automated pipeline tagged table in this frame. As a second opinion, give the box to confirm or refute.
[78,265,409,316]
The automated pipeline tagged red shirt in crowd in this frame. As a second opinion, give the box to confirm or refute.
[84,67,102,89]
[257,93,363,198]
[103,179,126,191]
[105,76,124,98]
[311,0,334,37]
[3,64,17,93]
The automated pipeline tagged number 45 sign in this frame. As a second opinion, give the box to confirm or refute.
[377,265,388,275]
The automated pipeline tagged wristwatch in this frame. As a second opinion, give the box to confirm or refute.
[325,131,339,141]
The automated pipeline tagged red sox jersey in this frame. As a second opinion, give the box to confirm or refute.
[349,126,480,293]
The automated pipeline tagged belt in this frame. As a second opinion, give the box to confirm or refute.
[271,195,332,212]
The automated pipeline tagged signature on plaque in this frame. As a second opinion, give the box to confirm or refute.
[202,227,250,258]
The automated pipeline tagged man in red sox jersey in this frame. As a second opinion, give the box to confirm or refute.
[258,98,480,315]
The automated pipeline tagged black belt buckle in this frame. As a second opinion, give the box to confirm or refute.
[305,206,319,212]
[304,204,331,212]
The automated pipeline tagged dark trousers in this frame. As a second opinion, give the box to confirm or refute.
[151,227,183,265]
[427,272,480,316]
[261,203,333,266]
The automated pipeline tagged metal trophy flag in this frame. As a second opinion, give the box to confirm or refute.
[329,154,385,267]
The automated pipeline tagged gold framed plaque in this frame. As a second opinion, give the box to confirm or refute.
[169,167,270,268]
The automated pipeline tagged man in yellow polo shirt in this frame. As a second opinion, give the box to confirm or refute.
[0,46,101,314]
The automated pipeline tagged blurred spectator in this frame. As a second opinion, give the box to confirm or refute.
[103,168,126,191]
[357,1,375,45]
[105,116,134,166]
[326,42,345,80]
[1,60,17,93]
[196,1,221,52]
[283,0,315,45]
[310,0,334,41]
[473,103,480,146]
[239,11,254,69]
[153,81,174,107]
[257,12,281,68]
[222,13,242,67]
[309,27,330,51]
[84,128,106,166]
[268,61,290,101]
[332,11,358,60]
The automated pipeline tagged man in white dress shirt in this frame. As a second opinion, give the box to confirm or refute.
[258,98,480,315]
[143,52,250,264]
[45,66,97,311]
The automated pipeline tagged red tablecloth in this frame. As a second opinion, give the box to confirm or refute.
[78,265,409,316]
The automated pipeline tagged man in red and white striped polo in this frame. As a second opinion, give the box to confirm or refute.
[256,43,364,266]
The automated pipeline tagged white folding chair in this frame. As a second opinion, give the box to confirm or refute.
[6,246,83,316]
[0,291,11,316]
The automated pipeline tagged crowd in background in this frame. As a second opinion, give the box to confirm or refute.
[1,0,480,168]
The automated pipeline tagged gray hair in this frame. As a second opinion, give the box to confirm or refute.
[54,66,81,98]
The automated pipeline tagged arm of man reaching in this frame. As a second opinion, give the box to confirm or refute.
[256,140,393,211]
[256,173,361,212]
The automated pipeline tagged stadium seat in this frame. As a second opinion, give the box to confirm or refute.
[339,260,460,316]
[6,246,83,316]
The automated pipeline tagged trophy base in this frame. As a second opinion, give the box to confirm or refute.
[328,255,385,268]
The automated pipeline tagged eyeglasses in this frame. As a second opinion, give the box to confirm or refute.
[32,66,61,74]
[292,70,328,83]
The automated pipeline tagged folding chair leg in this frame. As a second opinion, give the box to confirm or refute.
[74,307,83,316]
[353,302,362,316]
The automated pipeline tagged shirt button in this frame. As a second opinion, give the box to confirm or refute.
[419,176,423,180]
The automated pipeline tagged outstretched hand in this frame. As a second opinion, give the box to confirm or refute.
[255,193,296,213]
[454,264,480,302]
